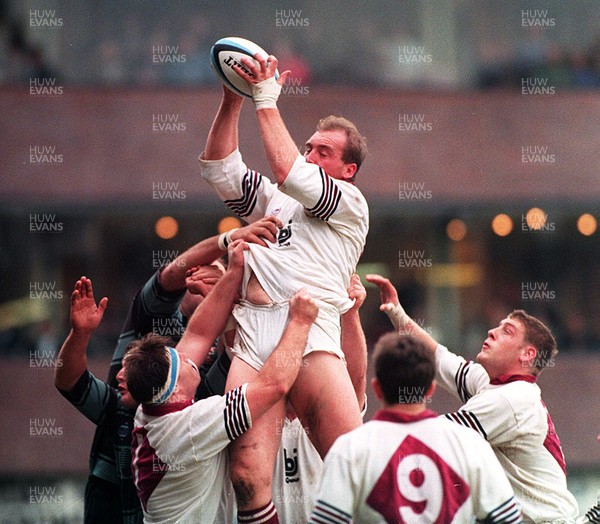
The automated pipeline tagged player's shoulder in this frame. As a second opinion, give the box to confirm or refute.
[485,379,541,407]
[438,415,487,442]
[341,179,369,206]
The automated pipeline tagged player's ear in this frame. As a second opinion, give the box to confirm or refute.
[425,380,436,401]
[520,345,537,370]
[342,162,357,182]
[371,377,383,400]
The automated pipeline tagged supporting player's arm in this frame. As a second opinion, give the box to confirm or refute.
[366,274,438,355]
[245,289,318,420]
[175,240,247,367]
[341,274,368,409]
[54,277,108,391]
[159,217,283,292]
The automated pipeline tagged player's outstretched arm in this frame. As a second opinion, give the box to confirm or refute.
[175,240,247,367]
[234,53,296,185]
[203,84,245,161]
[159,216,283,292]
[366,273,438,355]
[341,274,368,408]
[245,289,318,420]
[54,277,108,391]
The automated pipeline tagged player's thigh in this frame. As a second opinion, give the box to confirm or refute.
[289,351,362,457]
[227,357,286,468]
[225,355,258,391]
[229,397,286,467]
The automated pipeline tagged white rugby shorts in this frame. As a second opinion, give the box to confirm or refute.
[230,299,345,370]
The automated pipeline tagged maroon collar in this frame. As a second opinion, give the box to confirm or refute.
[489,373,537,385]
[142,399,193,416]
[373,408,438,424]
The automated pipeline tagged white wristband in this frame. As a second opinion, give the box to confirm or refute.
[382,302,411,331]
[251,76,282,110]
[217,228,238,251]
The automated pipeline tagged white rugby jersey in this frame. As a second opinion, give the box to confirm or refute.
[131,384,251,524]
[273,417,323,524]
[436,344,579,523]
[199,149,369,313]
[309,409,522,524]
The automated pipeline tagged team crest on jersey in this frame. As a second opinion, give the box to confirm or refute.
[278,220,293,247]
[366,435,470,523]
[284,447,299,483]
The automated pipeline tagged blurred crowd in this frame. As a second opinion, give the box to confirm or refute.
[477,26,600,89]
[1,5,599,89]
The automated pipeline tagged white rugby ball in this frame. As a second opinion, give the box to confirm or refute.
[210,37,278,98]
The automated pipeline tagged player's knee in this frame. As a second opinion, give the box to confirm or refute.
[231,476,255,508]
[230,463,272,508]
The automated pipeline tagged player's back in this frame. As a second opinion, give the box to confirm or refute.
[313,409,521,523]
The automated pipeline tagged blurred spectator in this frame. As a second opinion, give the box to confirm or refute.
[96,40,127,85]
[513,25,552,79]
[570,49,600,88]
[533,44,573,88]
[376,28,427,87]
[559,310,600,352]
[162,16,216,86]
[2,21,56,84]
[271,38,312,85]
[34,319,60,358]
[476,38,515,89]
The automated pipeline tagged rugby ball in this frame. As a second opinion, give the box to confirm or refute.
[210,37,278,98]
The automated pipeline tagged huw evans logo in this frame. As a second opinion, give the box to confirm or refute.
[399,114,432,132]
[30,214,63,233]
[29,145,63,165]
[521,282,556,302]
[275,9,309,27]
[521,145,555,164]
[30,348,62,368]
[152,250,183,269]
[29,78,63,96]
[152,45,186,64]
[522,77,555,95]
[399,250,432,269]
[29,10,63,27]
[399,46,432,63]
[152,114,186,133]
[30,281,63,300]
[399,182,432,200]
[281,77,309,96]
[30,418,63,437]
[522,9,555,27]
[29,486,64,504]
[152,182,187,200]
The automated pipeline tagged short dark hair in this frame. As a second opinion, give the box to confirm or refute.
[509,309,558,375]
[124,333,174,404]
[316,115,367,176]
[373,332,435,405]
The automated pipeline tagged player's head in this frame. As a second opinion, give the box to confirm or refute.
[509,310,558,374]
[477,310,557,378]
[304,115,367,182]
[180,259,227,318]
[125,333,200,405]
[115,341,141,409]
[372,332,435,406]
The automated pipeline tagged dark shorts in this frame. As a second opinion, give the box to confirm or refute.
[84,475,123,524]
